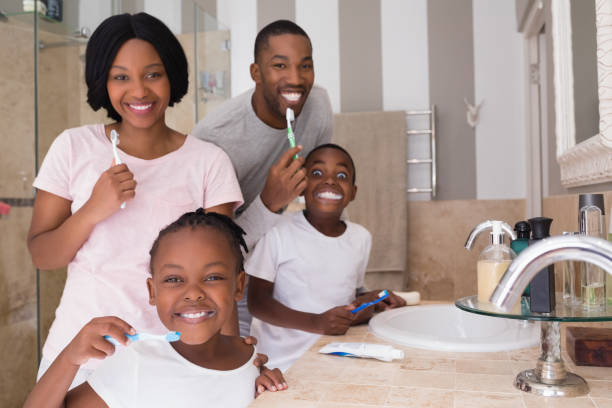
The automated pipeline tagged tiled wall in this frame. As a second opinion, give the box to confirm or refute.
[405,198,526,300]
[404,191,612,302]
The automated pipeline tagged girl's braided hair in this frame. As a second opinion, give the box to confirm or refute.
[149,209,247,274]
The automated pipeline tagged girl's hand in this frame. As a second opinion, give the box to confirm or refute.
[83,162,136,224]
[255,366,287,396]
[63,316,135,367]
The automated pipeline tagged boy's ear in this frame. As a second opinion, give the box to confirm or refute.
[250,63,261,83]
[146,277,156,306]
[349,184,358,202]
[234,270,247,302]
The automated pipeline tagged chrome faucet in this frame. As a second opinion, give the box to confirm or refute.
[490,235,612,312]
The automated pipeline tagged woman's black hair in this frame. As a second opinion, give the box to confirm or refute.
[149,209,248,275]
[305,143,357,184]
[85,12,188,122]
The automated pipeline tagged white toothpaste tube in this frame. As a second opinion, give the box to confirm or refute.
[318,342,404,362]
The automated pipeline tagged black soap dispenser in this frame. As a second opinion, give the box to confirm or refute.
[528,217,555,313]
[511,221,531,298]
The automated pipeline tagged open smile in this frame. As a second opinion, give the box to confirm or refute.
[174,310,216,323]
[280,89,305,104]
[316,190,343,200]
[125,102,154,113]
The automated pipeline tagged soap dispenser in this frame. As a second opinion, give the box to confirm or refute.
[511,221,531,298]
[465,220,517,304]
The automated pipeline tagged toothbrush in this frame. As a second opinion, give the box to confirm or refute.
[351,290,389,314]
[104,331,181,346]
[286,108,298,159]
[109,130,126,209]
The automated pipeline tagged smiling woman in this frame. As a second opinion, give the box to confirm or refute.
[27,11,243,396]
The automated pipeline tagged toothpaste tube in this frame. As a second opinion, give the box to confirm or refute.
[318,342,404,362]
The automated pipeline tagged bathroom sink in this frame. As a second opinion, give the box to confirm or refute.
[368,304,539,352]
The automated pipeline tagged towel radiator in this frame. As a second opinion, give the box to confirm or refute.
[406,105,436,198]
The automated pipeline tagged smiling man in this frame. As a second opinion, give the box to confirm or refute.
[192,20,333,336]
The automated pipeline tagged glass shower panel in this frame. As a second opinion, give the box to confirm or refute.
[35,0,87,360]
[194,6,231,123]
[0,5,38,408]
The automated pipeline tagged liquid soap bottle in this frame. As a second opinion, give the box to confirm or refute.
[465,220,517,305]
[528,217,555,313]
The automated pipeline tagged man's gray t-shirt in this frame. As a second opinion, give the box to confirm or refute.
[192,85,333,214]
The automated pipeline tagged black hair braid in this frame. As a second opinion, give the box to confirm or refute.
[149,208,247,275]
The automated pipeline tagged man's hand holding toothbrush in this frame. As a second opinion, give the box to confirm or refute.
[260,146,305,213]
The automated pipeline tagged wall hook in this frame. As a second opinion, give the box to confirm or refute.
[464,98,484,128]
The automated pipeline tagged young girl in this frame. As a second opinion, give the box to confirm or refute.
[24,210,287,407]
[28,13,243,387]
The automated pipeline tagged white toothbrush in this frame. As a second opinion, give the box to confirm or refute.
[286,108,298,159]
[104,331,181,346]
[110,130,126,209]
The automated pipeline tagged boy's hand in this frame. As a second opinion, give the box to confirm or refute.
[315,305,355,335]
[374,290,407,311]
[63,316,135,366]
[255,366,288,396]
[260,146,306,213]
[243,335,270,368]
[83,162,136,224]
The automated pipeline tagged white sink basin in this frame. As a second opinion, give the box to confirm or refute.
[368,304,540,352]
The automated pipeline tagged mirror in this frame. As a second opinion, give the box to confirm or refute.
[555,0,612,187]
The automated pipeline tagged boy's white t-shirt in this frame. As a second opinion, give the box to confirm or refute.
[33,124,243,370]
[88,341,259,408]
[247,211,372,371]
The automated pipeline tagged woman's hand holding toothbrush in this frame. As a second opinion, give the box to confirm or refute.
[81,161,136,224]
[62,316,135,367]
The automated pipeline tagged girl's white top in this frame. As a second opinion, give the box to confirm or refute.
[88,340,258,408]
[33,124,243,369]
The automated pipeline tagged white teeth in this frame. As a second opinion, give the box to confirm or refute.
[317,191,342,200]
[129,103,152,110]
[281,92,301,102]
[180,311,213,319]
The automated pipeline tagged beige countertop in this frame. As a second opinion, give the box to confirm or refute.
[250,314,612,407]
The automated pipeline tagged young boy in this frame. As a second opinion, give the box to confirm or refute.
[25,210,286,408]
[247,143,406,371]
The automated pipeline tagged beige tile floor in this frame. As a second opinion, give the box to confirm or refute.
[249,324,612,408]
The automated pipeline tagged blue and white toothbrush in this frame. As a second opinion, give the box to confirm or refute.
[351,290,389,314]
[110,129,126,209]
[286,108,298,160]
[104,331,181,346]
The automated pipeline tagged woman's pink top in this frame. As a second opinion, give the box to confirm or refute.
[33,124,243,369]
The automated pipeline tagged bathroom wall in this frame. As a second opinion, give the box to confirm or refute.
[406,190,612,302]
[214,0,528,201]
[404,198,526,300]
